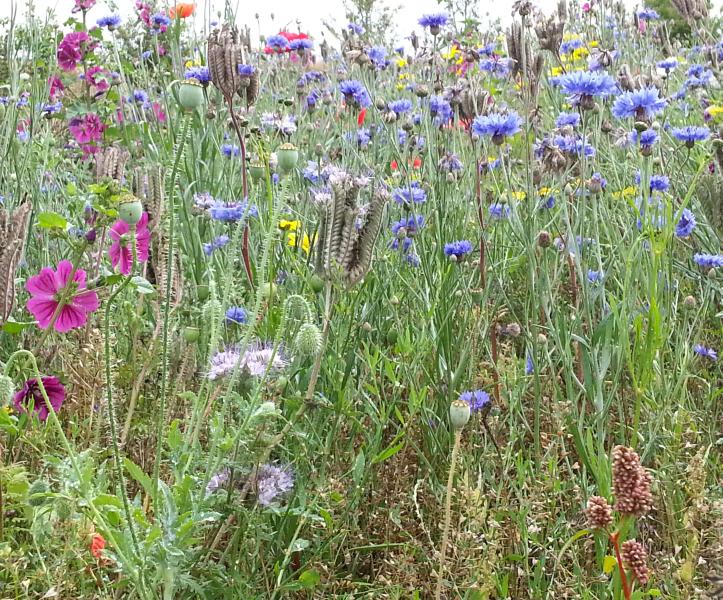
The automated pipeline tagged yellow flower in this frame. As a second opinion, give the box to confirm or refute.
[396,57,407,68]
[550,66,563,77]
[279,219,300,231]
[538,187,557,196]
[706,105,723,121]
[441,46,459,61]
[589,40,599,48]
[571,47,589,61]
[510,190,526,201]
[612,186,637,200]
[287,232,312,254]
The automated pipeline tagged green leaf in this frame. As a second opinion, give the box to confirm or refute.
[290,538,310,552]
[352,449,365,486]
[93,493,124,509]
[298,569,320,589]
[372,441,404,465]
[131,276,156,295]
[37,212,67,229]
[603,555,618,574]
[2,320,34,334]
[124,458,154,499]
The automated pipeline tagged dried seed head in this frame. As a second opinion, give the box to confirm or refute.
[585,496,613,529]
[612,445,654,517]
[621,539,650,586]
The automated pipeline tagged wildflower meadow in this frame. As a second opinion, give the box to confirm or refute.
[0,0,722,597]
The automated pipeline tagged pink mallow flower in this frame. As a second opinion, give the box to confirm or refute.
[68,113,105,145]
[57,31,90,71]
[108,212,151,275]
[86,66,110,96]
[26,259,99,332]
[48,75,65,100]
[14,376,66,421]
[72,0,96,12]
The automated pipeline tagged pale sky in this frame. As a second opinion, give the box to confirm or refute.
[1,0,721,48]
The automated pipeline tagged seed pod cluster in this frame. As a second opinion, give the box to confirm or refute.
[0,201,31,324]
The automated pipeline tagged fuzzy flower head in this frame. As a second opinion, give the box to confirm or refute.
[185,65,210,83]
[97,14,122,29]
[392,181,426,205]
[621,540,650,586]
[557,70,618,108]
[693,253,723,269]
[444,240,473,261]
[266,34,290,51]
[671,126,709,147]
[254,464,294,506]
[611,87,667,120]
[418,12,449,34]
[13,376,65,421]
[471,112,523,145]
[339,79,371,109]
[208,342,287,380]
[675,208,696,238]
[225,306,247,324]
[459,389,490,412]
[388,98,413,115]
[693,344,717,361]
[108,212,151,275]
[26,260,100,332]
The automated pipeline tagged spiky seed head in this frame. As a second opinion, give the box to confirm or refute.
[295,323,323,358]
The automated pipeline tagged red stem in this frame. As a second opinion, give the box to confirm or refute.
[610,531,632,600]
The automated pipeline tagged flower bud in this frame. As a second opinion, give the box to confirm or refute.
[538,230,552,248]
[295,323,323,357]
[449,399,471,430]
[683,295,697,309]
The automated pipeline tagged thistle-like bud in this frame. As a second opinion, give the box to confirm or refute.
[538,230,552,248]
[0,374,14,406]
[295,323,323,358]
[621,540,650,585]
[585,496,613,528]
[612,445,654,517]
[682,295,697,309]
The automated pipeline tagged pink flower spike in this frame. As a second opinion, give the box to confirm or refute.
[25,259,99,332]
[108,212,151,275]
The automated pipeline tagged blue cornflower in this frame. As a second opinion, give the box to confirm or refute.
[225,306,248,324]
[693,253,723,268]
[556,112,581,128]
[347,128,372,148]
[489,202,511,220]
[305,89,322,109]
[657,58,678,71]
[266,34,290,51]
[429,95,453,126]
[347,22,365,35]
[302,161,321,184]
[671,126,710,145]
[560,38,584,54]
[675,208,696,238]
[539,191,556,210]
[638,7,660,20]
[587,269,604,284]
[629,128,658,151]
[388,99,413,115]
[209,200,258,222]
[132,89,149,104]
[444,240,473,260]
[221,144,240,157]
[339,79,371,108]
[368,46,388,69]
[397,129,408,146]
[185,66,210,83]
[97,14,122,29]
[238,64,256,77]
[297,71,325,86]
[471,112,523,144]
[142,50,152,60]
[557,71,618,105]
[290,38,313,51]
[406,252,421,267]
[151,13,171,28]
[418,13,449,32]
[552,135,596,157]
[391,215,424,237]
[612,87,666,120]
[438,152,463,172]
[650,174,669,193]
[685,64,714,88]
[525,353,534,375]
[459,389,490,412]
[479,58,510,77]
[40,101,63,115]
[693,344,717,361]
[203,234,230,256]
[392,182,427,205]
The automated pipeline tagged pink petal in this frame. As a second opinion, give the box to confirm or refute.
[54,260,74,287]
[72,290,99,313]
[26,268,58,295]
[55,303,87,332]
[72,267,88,288]
[27,297,59,329]
[108,242,121,268]
[118,246,132,275]
[137,212,149,229]
[110,220,129,238]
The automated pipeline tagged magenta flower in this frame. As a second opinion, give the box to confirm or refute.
[108,212,151,275]
[57,31,90,71]
[48,75,65,100]
[14,376,66,421]
[72,0,96,12]
[68,113,105,145]
[86,66,110,95]
[26,260,99,332]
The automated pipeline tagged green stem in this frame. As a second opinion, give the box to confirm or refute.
[435,428,462,600]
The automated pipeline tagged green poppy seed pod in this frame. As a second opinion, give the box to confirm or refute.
[176,80,205,110]
[295,322,323,357]
[249,163,265,183]
[260,282,277,300]
[683,295,697,309]
[118,194,143,225]
[537,333,548,345]
[362,322,373,332]
[196,284,210,301]
[0,374,14,407]
[184,326,200,343]
[309,275,324,293]
[449,400,471,430]
[390,295,400,306]
[277,143,299,173]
